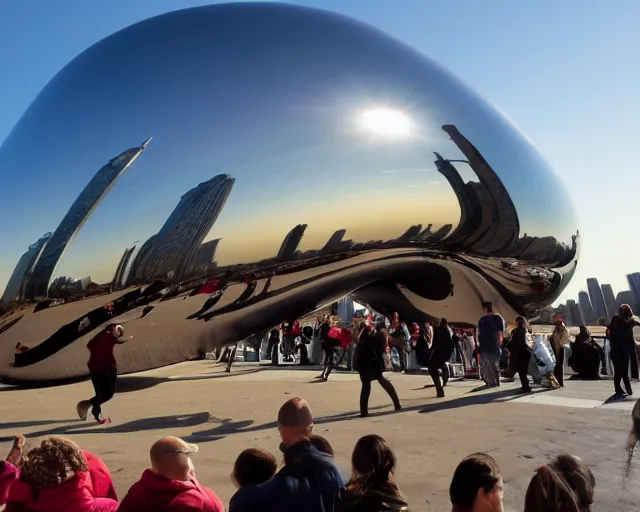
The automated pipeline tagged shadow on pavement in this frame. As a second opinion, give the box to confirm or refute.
[0,412,212,442]
[115,369,260,393]
[0,419,78,431]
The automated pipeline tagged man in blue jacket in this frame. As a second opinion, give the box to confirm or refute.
[229,397,343,512]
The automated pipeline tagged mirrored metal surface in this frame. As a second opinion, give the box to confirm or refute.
[0,3,578,384]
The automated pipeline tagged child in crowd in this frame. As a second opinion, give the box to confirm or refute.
[230,448,278,488]
[310,435,334,457]
[449,452,504,512]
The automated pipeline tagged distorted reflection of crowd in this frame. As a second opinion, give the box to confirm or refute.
[0,397,600,512]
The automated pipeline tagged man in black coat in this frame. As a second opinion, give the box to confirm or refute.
[355,320,401,417]
[229,397,343,512]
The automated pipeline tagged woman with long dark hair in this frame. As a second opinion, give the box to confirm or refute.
[524,455,595,512]
[608,304,640,396]
[428,318,455,398]
[339,435,409,511]
[355,320,401,417]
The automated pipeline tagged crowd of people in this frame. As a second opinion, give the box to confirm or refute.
[0,397,601,512]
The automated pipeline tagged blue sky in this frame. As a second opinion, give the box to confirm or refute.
[0,0,638,306]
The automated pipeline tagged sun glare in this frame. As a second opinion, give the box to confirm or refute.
[360,108,413,138]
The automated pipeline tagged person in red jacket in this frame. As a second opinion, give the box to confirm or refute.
[77,324,129,424]
[0,435,118,512]
[119,436,224,512]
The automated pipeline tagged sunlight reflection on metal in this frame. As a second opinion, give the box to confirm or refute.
[0,2,578,385]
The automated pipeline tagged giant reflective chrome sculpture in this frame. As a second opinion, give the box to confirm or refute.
[0,3,578,384]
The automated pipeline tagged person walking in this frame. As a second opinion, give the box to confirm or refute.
[477,302,504,388]
[506,316,532,393]
[389,312,410,373]
[608,304,640,396]
[76,324,128,424]
[355,319,401,417]
[550,317,571,387]
[428,318,455,398]
[319,315,338,381]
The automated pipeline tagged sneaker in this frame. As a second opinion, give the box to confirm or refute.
[95,415,111,425]
[76,400,90,421]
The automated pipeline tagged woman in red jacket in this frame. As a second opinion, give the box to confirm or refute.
[0,435,118,512]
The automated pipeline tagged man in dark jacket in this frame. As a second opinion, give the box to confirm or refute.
[608,304,640,396]
[229,397,343,512]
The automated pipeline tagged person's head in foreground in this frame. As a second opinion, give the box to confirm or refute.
[19,437,88,495]
[524,455,595,512]
[231,448,277,488]
[277,397,314,448]
[482,302,493,315]
[341,434,409,510]
[449,452,503,512]
[150,436,199,482]
[310,435,334,457]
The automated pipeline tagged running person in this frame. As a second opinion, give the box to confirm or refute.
[76,324,128,424]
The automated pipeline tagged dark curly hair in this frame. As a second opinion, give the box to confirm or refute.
[20,437,88,496]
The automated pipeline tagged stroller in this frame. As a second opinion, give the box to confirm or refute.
[531,334,558,388]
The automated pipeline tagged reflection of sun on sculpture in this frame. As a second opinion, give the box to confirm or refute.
[359,108,413,138]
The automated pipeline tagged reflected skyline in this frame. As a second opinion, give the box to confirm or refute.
[0,3,579,383]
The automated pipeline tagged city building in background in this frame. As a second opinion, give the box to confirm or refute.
[25,138,152,298]
[586,277,607,321]
[140,174,234,281]
[601,284,617,320]
[578,291,596,325]
[617,290,636,310]
[0,233,52,303]
[276,224,307,263]
[626,273,640,312]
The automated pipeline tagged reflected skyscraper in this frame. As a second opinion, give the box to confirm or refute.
[601,283,617,320]
[586,278,606,321]
[111,245,136,290]
[578,291,596,325]
[128,235,157,285]
[1,233,52,303]
[142,175,234,280]
[183,238,220,278]
[442,125,520,254]
[277,224,307,263]
[26,139,151,298]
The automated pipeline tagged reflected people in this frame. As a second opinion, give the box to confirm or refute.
[0,3,579,384]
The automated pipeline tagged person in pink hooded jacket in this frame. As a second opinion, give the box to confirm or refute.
[0,434,118,512]
[118,436,224,512]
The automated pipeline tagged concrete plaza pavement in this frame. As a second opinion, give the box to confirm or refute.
[1,363,639,511]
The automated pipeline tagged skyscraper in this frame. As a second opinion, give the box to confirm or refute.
[616,290,636,310]
[626,273,640,312]
[578,291,596,325]
[127,234,157,285]
[568,299,583,326]
[601,284,617,320]
[111,245,136,290]
[586,278,607,321]
[183,239,220,277]
[1,233,52,303]
[563,300,575,326]
[141,174,234,280]
[26,137,151,298]
[276,224,307,262]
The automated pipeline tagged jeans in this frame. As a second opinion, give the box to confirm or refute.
[89,368,117,419]
[359,372,400,416]
[480,352,500,387]
[554,348,565,387]
[613,347,633,394]
[322,346,337,378]
[429,357,449,397]
[510,349,531,391]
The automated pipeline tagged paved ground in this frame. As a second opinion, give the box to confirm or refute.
[0,364,638,512]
